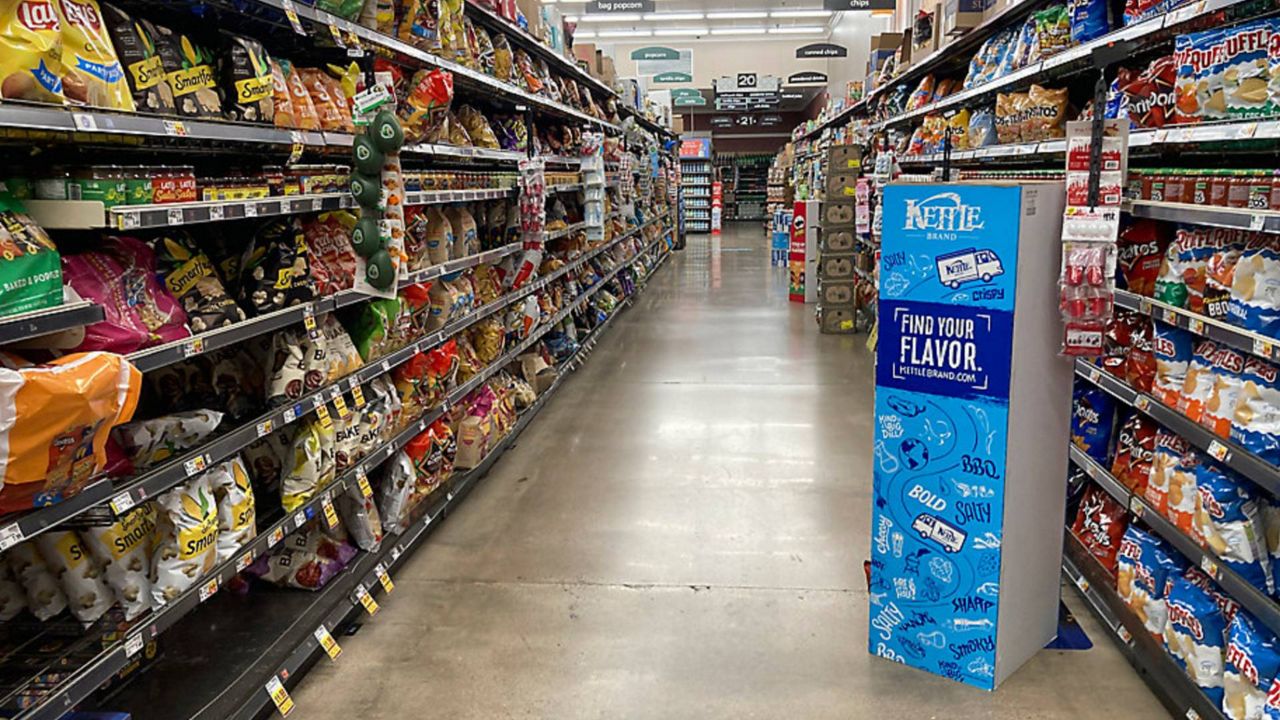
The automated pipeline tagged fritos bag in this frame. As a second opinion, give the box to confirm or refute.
[0,0,65,104]
[0,351,141,514]
[56,0,133,110]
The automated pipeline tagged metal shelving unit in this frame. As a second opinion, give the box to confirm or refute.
[0,301,104,346]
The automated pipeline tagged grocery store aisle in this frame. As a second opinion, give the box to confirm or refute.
[292,224,1164,718]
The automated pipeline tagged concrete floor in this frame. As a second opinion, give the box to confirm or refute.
[291,224,1169,719]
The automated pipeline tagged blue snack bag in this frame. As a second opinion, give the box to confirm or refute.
[1071,384,1116,461]
[1194,463,1274,594]
[1231,356,1280,465]
[1153,323,1195,408]
[1228,234,1280,337]
[1118,525,1187,635]
[1069,0,1110,43]
[1164,573,1228,704]
[1225,610,1280,720]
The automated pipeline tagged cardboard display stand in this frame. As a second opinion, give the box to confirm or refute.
[868,182,1072,689]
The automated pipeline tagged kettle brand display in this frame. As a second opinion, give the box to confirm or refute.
[0,0,678,716]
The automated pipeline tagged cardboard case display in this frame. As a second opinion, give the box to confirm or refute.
[822,228,857,254]
[819,254,855,280]
[820,279,857,306]
[824,201,857,226]
[818,305,857,334]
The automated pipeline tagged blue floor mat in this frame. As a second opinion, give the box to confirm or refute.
[1045,601,1093,650]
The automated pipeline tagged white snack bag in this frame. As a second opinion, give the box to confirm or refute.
[337,483,384,551]
[82,504,157,620]
[0,559,26,620]
[34,531,114,625]
[7,542,66,621]
[151,474,219,607]
[378,451,416,535]
[208,456,257,562]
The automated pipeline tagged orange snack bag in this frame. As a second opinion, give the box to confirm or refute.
[0,351,141,513]
[269,58,295,128]
[280,58,317,130]
[299,66,342,131]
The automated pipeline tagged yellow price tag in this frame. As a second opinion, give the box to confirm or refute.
[316,403,332,429]
[375,563,394,594]
[265,676,295,717]
[351,385,366,408]
[334,395,349,419]
[322,497,339,529]
[288,142,305,166]
[355,584,379,615]
[357,470,373,499]
[303,311,317,333]
[314,625,342,660]
[328,23,345,47]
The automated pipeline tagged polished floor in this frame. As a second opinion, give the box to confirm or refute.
[291,224,1167,718]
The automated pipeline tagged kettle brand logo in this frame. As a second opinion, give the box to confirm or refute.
[903,192,984,233]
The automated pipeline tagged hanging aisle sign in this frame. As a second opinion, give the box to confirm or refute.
[825,0,897,8]
[630,47,679,60]
[796,43,848,58]
[638,49,693,77]
[588,0,654,12]
[654,71,693,83]
[788,71,829,84]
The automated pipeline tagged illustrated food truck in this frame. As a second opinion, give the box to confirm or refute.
[936,248,1004,288]
[911,513,967,553]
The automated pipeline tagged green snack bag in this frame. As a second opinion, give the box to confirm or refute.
[0,195,61,318]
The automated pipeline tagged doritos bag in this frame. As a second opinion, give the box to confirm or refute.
[1071,484,1129,572]
[0,0,64,104]
[1112,413,1157,492]
[1071,385,1115,462]
[0,351,141,513]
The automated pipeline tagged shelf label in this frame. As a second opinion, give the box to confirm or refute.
[109,491,137,515]
[281,0,305,35]
[354,583,379,615]
[333,394,350,419]
[357,468,373,498]
[182,337,205,359]
[1207,440,1230,462]
[0,524,23,552]
[117,212,140,231]
[167,207,184,226]
[265,675,296,717]
[294,509,308,529]
[282,405,297,424]
[351,385,366,408]
[163,120,187,137]
[1187,710,1202,720]
[316,402,333,429]
[245,202,259,218]
[322,497,339,529]
[72,112,97,131]
[1255,338,1275,359]
[198,576,219,603]
[238,552,254,572]
[328,22,345,47]
[1252,214,1266,231]
[381,360,392,374]
[1129,495,1145,517]
[1088,367,1102,384]
[345,31,363,56]
[184,454,209,477]
[1117,626,1132,644]
[1074,575,1089,593]
[374,563,394,594]
[1188,318,1205,335]
[314,625,342,660]
[1162,308,1178,324]
[269,526,286,547]
[1201,555,1220,579]
[1134,396,1150,412]
[256,419,274,438]
[302,306,318,336]
[124,633,144,658]
[288,142,305,166]
[390,545,403,562]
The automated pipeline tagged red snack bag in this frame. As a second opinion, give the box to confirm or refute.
[1111,413,1157,493]
[1118,219,1171,297]
[1121,55,1177,128]
[1125,316,1156,392]
[1072,485,1130,573]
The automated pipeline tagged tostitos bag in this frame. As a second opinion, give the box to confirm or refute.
[55,0,133,110]
[0,351,141,514]
[0,0,65,104]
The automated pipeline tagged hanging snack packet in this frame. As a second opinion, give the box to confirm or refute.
[1153,323,1195,408]
[150,23,222,119]
[0,0,65,104]
[34,530,113,624]
[1232,356,1280,464]
[151,473,219,606]
[1196,462,1274,594]
[220,33,273,123]
[102,4,174,113]
[1164,573,1228,704]
[1146,428,1190,515]
[1112,412,1157,492]
[207,455,255,561]
[7,541,67,620]
[1228,234,1280,336]
[81,504,155,620]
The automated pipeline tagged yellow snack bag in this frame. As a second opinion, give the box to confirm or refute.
[55,0,134,110]
[0,351,142,514]
[0,0,66,104]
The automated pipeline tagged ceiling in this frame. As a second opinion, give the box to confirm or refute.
[550,0,839,40]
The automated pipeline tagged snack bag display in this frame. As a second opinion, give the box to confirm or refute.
[102,4,174,114]
[1070,385,1115,461]
[7,541,67,620]
[34,530,113,624]
[1156,226,1242,311]
[1112,412,1157,492]
[220,33,274,123]
[207,456,255,561]
[0,562,25,620]
[1180,339,1221,422]
[1204,348,1247,438]
[0,351,142,514]
[377,450,415,535]
[1225,610,1280,720]
[336,483,383,551]
[1205,239,1245,322]
[1069,0,1110,43]
[81,503,155,620]
[1147,428,1190,515]
[0,0,66,104]
[113,409,223,471]
[248,521,356,590]
[1116,525,1183,635]
[995,92,1026,144]
[150,22,222,119]
[1164,573,1228,704]
[239,217,315,316]
[1071,484,1129,572]
[1118,220,1171,297]
[1233,356,1280,464]
[398,0,441,50]
[1154,323,1195,408]
[55,0,132,110]
[63,237,192,354]
[1228,235,1280,336]
[1195,462,1274,594]
[1024,84,1069,140]
[304,210,357,296]
[1169,449,1204,541]
[151,473,219,606]
[281,418,330,511]
[1223,20,1273,118]
[278,58,319,130]
[151,231,245,333]
[0,195,62,318]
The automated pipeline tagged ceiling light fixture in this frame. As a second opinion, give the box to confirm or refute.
[642,12,704,20]
[769,9,833,17]
[768,26,828,33]
[709,27,768,34]
[578,13,642,22]
[574,29,596,37]
[706,11,768,19]
[650,28,709,36]
[597,29,653,37]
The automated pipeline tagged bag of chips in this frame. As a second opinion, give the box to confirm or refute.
[7,540,67,620]
[277,57,319,129]
[1023,84,1068,140]
[81,503,154,620]
[219,33,273,123]
[0,195,62,319]
[399,68,453,144]
[0,0,65,104]
[34,530,112,624]
[1147,428,1190,515]
[63,237,192,354]
[304,210,358,296]
[150,22,221,118]
[249,520,357,590]
[1195,462,1273,594]
[1203,348,1246,438]
[1070,385,1115,461]
[1118,219,1170,296]
[281,418,332,511]
[102,4,174,113]
[337,483,382,551]
[1153,323,1195,408]
[207,456,255,561]
[0,561,25,620]
[1224,611,1280,720]
[995,92,1025,144]
[1228,234,1280,336]
[1165,573,1228,703]
[1232,356,1280,464]
[1116,525,1183,635]
[299,66,344,131]
[151,473,219,606]
[1179,339,1221,422]
[1112,412,1157,492]
[1223,20,1273,118]
[398,0,441,50]
[1071,484,1129,572]
[53,0,132,110]
[0,351,142,513]
[378,450,416,535]
[151,231,245,334]
[239,217,315,316]
[458,105,499,149]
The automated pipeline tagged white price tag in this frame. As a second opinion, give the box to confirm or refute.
[110,491,137,515]
[1074,576,1089,593]
[1201,555,1219,578]
[1188,318,1205,335]
[381,360,391,373]
[268,526,285,547]
[163,120,187,137]
[281,0,306,35]
[72,112,97,131]
[1207,440,1229,462]
[1251,214,1267,231]
[256,419,274,438]
[1134,395,1150,412]
[1187,710,1203,720]
[1129,495,1145,517]
[1238,121,1259,139]
[0,524,23,551]
[183,454,209,477]
[198,576,219,602]
[294,510,308,528]
[1117,626,1132,644]
[237,552,254,571]
[182,337,204,358]
[314,625,342,660]
[374,563,394,593]
[283,404,299,424]
[209,204,224,221]
[1254,338,1275,359]
[265,675,295,717]
[390,545,403,562]
[124,633,145,658]
[118,213,140,231]
[245,202,259,218]
[167,207,184,226]
[354,583,379,615]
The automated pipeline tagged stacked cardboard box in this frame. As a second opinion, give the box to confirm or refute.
[817,146,862,334]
